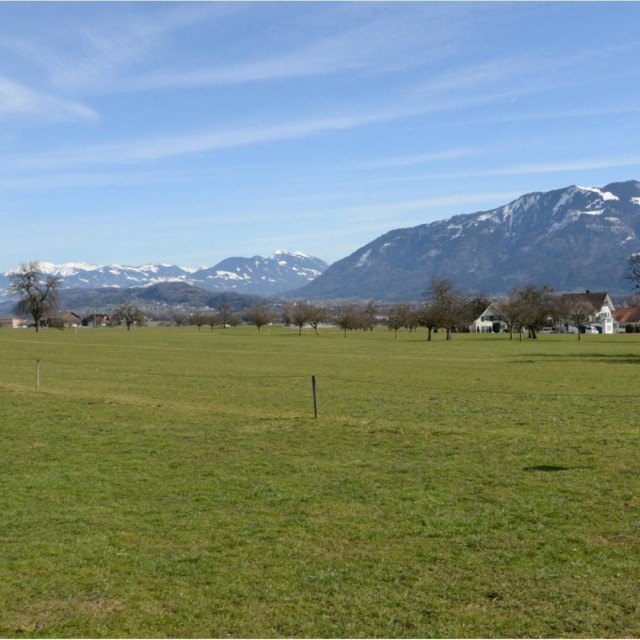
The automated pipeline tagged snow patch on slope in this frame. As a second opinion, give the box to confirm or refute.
[578,185,619,201]
[356,250,372,268]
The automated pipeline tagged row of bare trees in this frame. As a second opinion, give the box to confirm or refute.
[382,278,599,341]
[4,263,609,340]
[173,303,242,330]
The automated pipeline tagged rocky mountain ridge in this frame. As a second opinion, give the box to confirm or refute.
[291,181,640,300]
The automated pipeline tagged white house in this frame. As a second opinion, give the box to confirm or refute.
[469,302,509,333]
[558,291,616,334]
[470,291,617,335]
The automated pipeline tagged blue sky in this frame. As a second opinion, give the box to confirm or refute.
[1,1,639,270]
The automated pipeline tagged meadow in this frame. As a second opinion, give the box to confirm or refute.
[1,325,639,638]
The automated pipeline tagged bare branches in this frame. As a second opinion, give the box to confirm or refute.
[8,262,61,332]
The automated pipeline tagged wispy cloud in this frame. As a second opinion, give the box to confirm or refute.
[346,148,479,171]
[126,5,460,92]
[6,105,427,170]
[423,156,640,181]
[484,157,640,177]
[0,168,181,191]
[412,42,640,110]
[0,3,239,91]
[324,192,522,220]
[338,154,640,187]
[0,75,97,122]
[418,105,640,131]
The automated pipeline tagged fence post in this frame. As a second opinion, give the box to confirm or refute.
[311,375,318,419]
[36,359,40,391]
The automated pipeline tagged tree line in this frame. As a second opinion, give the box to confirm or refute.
[232,277,597,341]
[5,262,634,339]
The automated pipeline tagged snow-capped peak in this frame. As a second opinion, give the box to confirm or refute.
[577,185,619,201]
[271,249,311,259]
[2,250,328,298]
[38,262,102,276]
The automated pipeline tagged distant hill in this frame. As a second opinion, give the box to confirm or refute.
[291,181,640,301]
[56,282,264,313]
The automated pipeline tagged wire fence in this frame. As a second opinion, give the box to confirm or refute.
[2,356,639,423]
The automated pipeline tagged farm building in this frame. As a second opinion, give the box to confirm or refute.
[0,317,25,329]
[82,313,110,327]
[612,306,640,331]
[45,312,82,328]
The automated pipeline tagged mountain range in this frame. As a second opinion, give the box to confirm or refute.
[0,250,328,298]
[292,180,640,300]
[3,181,640,309]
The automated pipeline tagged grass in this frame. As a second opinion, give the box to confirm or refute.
[1,325,640,637]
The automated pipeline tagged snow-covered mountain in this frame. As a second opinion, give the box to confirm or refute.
[194,251,327,294]
[292,181,640,300]
[1,251,328,297]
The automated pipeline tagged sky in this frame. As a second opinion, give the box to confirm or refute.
[1,1,640,271]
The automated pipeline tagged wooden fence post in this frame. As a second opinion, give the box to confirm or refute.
[312,375,318,419]
[36,359,40,391]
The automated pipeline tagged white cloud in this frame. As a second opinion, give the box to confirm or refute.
[0,4,239,91]
[424,156,640,181]
[412,42,640,111]
[0,168,179,191]
[7,105,426,170]
[125,5,460,92]
[325,192,522,220]
[347,148,478,171]
[0,75,97,122]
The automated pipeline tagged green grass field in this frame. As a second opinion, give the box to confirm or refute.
[1,325,639,637]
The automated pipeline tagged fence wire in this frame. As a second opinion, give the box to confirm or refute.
[2,356,638,425]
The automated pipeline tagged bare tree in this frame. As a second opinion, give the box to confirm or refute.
[172,310,190,326]
[626,253,640,290]
[112,304,145,330]
[495,299,520,340]
[190,312,207,330]
[217,303,233,328]
[226,311,241,327]
[426,276,468,340]
[566,302,595,340]
[416,303,438,341]
[245,305,275,334]
[205,312,218,331]
[305,304,327,335]
[8,262,61,332]
[386,302,412,339]
[363,300,377,331]
[283,303,309,335]
[334,306,360,337]
[508,285,554,340]
[405,307,420,333]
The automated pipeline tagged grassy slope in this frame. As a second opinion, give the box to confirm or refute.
[1,326,639,637]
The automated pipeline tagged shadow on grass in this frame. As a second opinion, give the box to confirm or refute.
[517,353,640,365]
[522,464,572,472]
